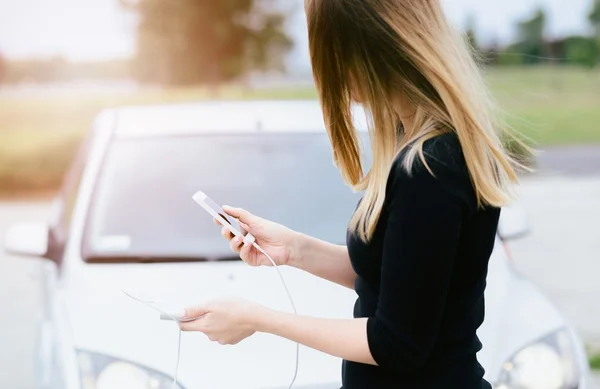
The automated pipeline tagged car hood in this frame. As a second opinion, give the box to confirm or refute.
[61,239,567,388]
[476,240,566,382]
[62,259,356,389]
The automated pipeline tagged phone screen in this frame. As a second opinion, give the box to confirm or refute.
[202,195,248,235]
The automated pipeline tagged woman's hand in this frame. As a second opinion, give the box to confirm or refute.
[218,205,301,267]
[218,206,357,290]
[180,297,265,345]
[181,298,376,366]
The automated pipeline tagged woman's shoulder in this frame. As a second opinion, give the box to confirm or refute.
[389,132,475,209]
[394,132,467,177]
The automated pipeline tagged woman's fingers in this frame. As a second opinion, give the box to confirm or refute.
[222,226,243,252]
[217,215,250,240]
[229,235,243,253]
[221,226,235,240]
[223,206,255,227]
[239,220,251,233]
[182,305,209,321]
[216,209,257,260]
[239,240,253,262]
[221,224,253,260]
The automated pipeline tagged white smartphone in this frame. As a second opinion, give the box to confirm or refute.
[192,191,255,243]
[122,290,194,322]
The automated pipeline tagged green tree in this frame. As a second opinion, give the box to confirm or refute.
[589,0,600,65]
[590,0,600,34]
[515,8,548,64]
[563,36,598,68]
[496,45,526,66]
[121,0,293,86]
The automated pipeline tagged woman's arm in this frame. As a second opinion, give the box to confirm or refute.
[255,310,376,365]
[181,299,376,366]
[290,233,357,290]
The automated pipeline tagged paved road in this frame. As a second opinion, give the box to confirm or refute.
[509,176,600,348]
[537,145,600,177]
[0,203,48,389]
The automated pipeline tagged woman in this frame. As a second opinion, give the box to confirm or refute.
[181,0,522,388]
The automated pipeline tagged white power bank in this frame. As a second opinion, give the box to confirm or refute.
[192,191,255,244]
[160,311,199,322]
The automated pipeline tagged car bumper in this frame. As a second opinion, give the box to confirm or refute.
[491,374,594,389]
[267,385,339,389]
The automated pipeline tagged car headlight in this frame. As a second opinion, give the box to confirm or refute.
[77,350,183,389]
[494,328,580,389]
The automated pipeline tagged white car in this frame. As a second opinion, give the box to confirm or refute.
[4,100,592,389]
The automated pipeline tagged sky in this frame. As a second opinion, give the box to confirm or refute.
[0,0,594,68]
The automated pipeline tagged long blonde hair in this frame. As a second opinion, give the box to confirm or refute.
[307,0,524,241]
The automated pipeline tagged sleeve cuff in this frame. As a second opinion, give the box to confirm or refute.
[366,316,388,368]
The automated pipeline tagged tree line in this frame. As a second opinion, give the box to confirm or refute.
[1,0,599,86]
[469,0,600,68]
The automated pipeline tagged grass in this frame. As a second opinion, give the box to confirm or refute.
[591,353,600,371]
[1,66,599,196]
[485,66,600,145]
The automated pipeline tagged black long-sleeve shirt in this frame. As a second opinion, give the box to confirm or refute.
[343,133,498,388]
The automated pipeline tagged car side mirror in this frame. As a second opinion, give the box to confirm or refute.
[4,222,50,258]
[498,206,531,241]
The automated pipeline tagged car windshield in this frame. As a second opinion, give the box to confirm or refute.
[83,132,367,262]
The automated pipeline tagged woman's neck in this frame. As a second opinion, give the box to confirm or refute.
[392,96,416,135]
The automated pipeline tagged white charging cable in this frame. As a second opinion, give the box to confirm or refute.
[122,291,183,389]
[122,238,299,389]
[251,240,299,389]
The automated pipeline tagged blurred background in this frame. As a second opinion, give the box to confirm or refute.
[0,0,599,388]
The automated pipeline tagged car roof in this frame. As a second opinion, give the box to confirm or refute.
[112,100,369,138]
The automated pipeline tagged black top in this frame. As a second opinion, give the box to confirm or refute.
[343,133,499,389]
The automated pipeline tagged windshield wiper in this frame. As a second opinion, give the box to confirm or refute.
[84,254,243,264]
[211,255,243,262]
[84,255,211,264]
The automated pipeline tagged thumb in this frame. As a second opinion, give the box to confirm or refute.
[222,206,257,227]
[183,305,209,320]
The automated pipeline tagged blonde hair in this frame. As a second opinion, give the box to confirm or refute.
[307,0,524,242]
